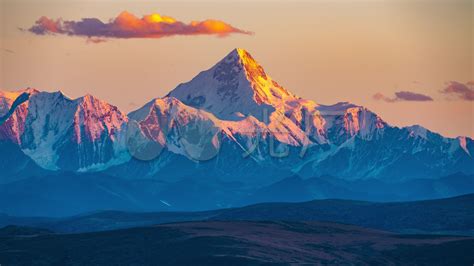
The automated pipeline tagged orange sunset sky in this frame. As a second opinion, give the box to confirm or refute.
[0,0,473,138]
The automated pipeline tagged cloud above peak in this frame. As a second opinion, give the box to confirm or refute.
[27,11,252,41]
[373,91,433,103]
[440,81,474,101]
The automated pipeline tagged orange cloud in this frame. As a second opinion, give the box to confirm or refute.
[28,11,252,40]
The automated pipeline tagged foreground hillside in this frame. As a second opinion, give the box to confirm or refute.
[0,221,472,265]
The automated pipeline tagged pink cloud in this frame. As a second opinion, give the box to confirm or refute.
[373,91,433,103]
[440,81,474,101]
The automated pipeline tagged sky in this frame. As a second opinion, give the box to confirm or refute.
[0,0,473,138]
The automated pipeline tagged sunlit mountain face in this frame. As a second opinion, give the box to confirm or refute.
[1,49,473,215]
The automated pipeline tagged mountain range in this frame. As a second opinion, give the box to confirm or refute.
[1,48,473,214]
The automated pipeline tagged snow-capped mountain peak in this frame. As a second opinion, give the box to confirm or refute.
[75,93,128,143]
[0,90,129,170]
[229,48,296,104]
[168,48,297,121]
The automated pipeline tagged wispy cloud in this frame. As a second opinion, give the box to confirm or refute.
[86,37,107,44]
[440,81,474,101]
[27,11,252,41]
[2,48,15,54]
[373,91,433,103]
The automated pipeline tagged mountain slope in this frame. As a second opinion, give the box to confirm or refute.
[0,141,46,184]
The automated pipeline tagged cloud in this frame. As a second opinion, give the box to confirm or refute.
[86,37,107,44]
[27,11,252,41]
[440,81,474,101]
[2,48,15,54]
[373,91,433,103]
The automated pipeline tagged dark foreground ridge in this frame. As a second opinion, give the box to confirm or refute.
[0,221,473,265]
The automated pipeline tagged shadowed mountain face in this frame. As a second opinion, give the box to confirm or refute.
[0,141,46,184]
[0,221,473,265]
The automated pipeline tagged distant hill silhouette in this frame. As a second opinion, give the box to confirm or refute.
[2,193,473,236]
